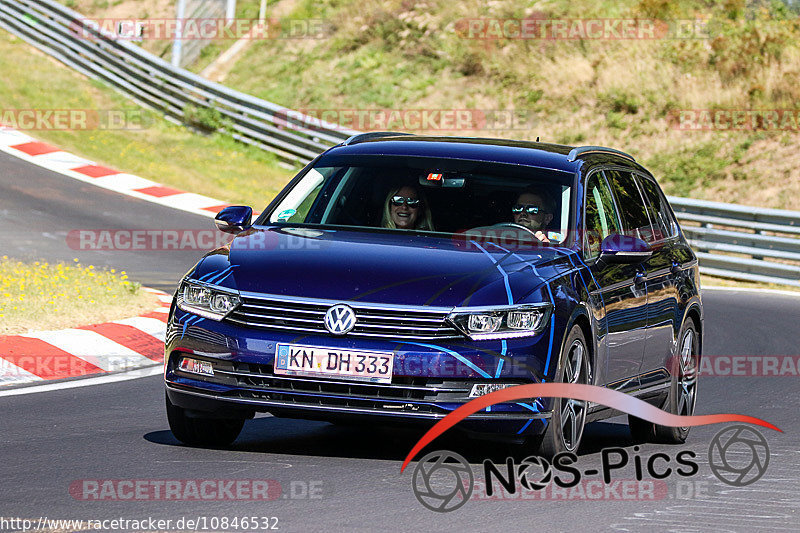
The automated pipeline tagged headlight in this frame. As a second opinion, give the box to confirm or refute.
[177,280,240,320]
[448,304,551,340]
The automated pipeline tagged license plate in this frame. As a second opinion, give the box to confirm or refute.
[273,343,394,383]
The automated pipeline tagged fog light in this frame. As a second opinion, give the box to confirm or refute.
[179,357,214,376]
[469,383,516,397]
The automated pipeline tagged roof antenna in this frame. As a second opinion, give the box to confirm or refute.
[536,136,540,142]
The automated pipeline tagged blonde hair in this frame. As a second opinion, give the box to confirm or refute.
[381,185,435,231]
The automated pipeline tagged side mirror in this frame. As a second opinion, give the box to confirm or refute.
[214,206,252,234]
[598,234,652,264]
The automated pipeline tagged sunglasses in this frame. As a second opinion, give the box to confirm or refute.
[391,196,421,208]
[511,204,541,215]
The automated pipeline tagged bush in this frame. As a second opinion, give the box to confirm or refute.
[599,89,641,114]
[183,104,230,133]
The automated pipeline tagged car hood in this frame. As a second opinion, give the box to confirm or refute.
[196,226,575,308]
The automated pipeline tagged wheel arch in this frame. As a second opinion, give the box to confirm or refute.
[562,306,595,384]
[682,302,704,361]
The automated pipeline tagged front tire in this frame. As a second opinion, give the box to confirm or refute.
[538,324,590,457]
[166,392,244,447]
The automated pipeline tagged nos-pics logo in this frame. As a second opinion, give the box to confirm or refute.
[411,425,770,512]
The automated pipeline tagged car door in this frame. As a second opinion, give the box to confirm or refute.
[583,169,647,392]
[603,169,661,390]
[635,174,682,387]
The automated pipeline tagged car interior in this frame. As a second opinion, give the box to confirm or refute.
[288,166,569,237]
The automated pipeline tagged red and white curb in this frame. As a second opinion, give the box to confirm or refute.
[0,287,171,387]
[0,126,240,219]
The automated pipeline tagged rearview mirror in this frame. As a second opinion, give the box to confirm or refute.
[598,234,652,264]
[214,206,252,234]
[418,172,465,188]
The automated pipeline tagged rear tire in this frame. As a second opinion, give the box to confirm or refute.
[627,319,699,444]
[166,392,244,447]
[538,324,590,458]
[628,413,656,442]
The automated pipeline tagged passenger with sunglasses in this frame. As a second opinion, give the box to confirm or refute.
[511,190,553,242]
[381,185,435,231]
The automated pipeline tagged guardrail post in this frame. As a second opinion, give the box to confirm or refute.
[170,0,186,68]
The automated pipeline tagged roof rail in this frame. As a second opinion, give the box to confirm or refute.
[567,146,635,162]
[342,131,412,146]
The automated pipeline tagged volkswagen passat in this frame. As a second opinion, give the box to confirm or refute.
[164,134,702,455]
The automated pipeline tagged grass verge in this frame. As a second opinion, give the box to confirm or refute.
[0,257,157,335]
[700,274,800,294]
[221,0,800,209]
[0,29,294,208]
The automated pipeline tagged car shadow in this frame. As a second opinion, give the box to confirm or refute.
[145,417,641,464]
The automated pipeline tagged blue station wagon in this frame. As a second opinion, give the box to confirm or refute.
[164,134,703,456]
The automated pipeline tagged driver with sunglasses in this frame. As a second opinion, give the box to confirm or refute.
[511,189,553,243]
[381,185,435,231]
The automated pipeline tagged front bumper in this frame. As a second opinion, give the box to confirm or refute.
[165,305,556,436]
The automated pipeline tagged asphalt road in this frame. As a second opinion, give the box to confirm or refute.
[1,150,798,532]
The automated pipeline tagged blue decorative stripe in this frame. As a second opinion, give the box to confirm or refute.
[181,315,203,339]
[471,240,514,305]
[569,251,605,309]
[406,342,492,379]
[516,401,540,413]
[517,418,534,434]
[495,340,507,378]
[544,282,555,380]
[206,265,235,284]
[484,241,540,277]
[477,241,557,383]
[198,269,221,281]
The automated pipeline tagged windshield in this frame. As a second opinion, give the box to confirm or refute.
[265,156,574,245]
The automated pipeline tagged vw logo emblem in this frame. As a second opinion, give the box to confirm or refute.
[324,304,356,335]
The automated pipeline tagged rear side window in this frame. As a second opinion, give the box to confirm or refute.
[604,169,655,243]
[637,175,678,241]
[584,172,622,260]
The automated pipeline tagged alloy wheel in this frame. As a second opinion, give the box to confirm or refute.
[560,340,587,452]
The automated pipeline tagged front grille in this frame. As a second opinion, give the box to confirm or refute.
[225,293,461,340]
[216,361,470,402]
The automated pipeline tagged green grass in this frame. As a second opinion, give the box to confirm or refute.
[218,0,800,208]
[0,30,293,208]
[6,0,800,210]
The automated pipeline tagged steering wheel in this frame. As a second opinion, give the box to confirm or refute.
[491,222,549,242]
[492,222,537,235]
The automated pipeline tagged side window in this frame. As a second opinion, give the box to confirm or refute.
[637,176,678,241]
[583,171,622,260]
[604,169,655,243]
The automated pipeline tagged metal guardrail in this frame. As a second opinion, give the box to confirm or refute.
[1,0,799,287]
[0,0,358,165]
[668,197,800,287]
